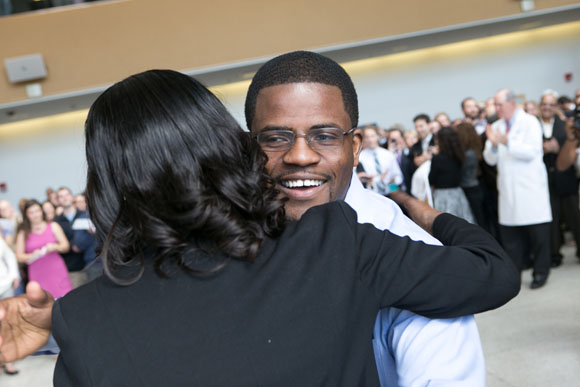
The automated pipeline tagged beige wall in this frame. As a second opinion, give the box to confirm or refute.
[1,0,577,104]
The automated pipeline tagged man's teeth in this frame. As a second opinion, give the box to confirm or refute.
[281,179,324,188]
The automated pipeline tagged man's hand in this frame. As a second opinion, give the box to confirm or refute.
[388,191,443,235]
[380,169,390,181]
[497,132,508,146]
[413,151,432,167]
[564,116,578,141]
[557,118,580,171]
[0,282,54,364]
[357,171,374,188]
[486,125,499,147]
[413,154,424,167]
[543,138,560,154]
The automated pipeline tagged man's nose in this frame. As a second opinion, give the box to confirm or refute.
[282,136,321,166]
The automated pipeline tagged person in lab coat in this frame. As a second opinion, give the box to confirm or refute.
[484,88,552,289]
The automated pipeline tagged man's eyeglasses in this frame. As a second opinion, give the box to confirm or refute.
[255,127,356,152]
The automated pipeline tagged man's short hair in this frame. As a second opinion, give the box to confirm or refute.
[387,126,404,138]
[413,113,430,123]
[57,186,72,194]
[362,124,380,135]
[245,51,359,129]
[388,123,405,135]
[461,97,475,110]
[557,95,571,105]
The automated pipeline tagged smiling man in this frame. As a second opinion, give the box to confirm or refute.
[249,81,356,219]
[245,51,488,386]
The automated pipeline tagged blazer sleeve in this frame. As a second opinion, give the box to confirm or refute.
[53,300,93,387]
[428,155,440,186]
[72,230,95,252]
[335,201,520,318]
[54,216,74,243]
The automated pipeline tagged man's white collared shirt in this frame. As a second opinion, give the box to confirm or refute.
[344,175,485,386]
[358,147,403,195]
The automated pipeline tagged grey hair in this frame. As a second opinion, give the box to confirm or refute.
[541,89,559,100]
[497,88,515,102]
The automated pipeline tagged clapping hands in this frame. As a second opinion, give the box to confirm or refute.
[486,125,508,147]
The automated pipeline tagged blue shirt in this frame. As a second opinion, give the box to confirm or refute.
[345,174,485,386]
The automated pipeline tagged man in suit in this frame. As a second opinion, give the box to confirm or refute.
[53,187,97,288]
[555,89,580,172]
[539,90,580,267]
[462,97,487,135]
[386,127,413,193]
[484,88,552,289]
[409,113,434,167]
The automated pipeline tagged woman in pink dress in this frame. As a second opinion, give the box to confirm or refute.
[15,200,72,298]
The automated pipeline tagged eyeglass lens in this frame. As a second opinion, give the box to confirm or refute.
[257,128,348,151]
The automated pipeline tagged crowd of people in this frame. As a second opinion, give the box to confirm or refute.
[356,87,580,289]
[0,187,99,376]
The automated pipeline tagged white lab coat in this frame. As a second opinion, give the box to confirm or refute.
[483,109,552,226]
[0,237,19,296]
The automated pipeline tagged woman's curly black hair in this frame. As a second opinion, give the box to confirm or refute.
[84,70,286,285]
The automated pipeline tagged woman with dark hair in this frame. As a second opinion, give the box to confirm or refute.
[14,200,72,298]
[429,127,475,223]
[50,70,515,386]
[42,200,56,223]
[456,122,486,226]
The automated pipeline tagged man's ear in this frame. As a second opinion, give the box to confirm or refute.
[351,128,363,166]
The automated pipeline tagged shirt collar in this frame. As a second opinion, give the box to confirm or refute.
[508,109,521,128]
[344,173,365,206]
[541,117,555,125]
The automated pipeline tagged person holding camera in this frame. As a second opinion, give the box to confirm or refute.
[539,90,580,268]
[556,90,580,175]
